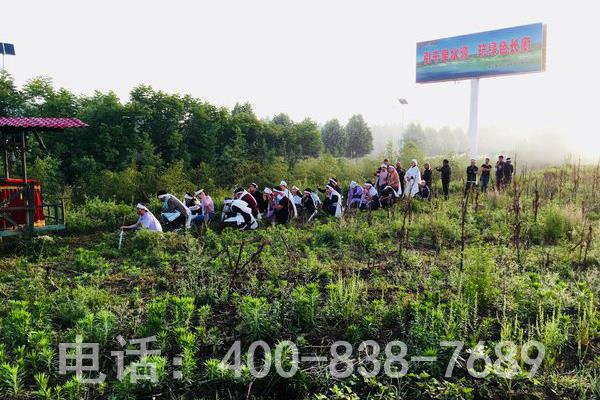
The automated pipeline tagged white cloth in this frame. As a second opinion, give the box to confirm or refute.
[404,163,421,198]
[327,188,343,218]
[282,188,298,218]
[138,211,163,232]
[229,199,258,229]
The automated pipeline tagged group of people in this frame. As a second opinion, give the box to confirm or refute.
[465,155,514,194]
[120,155,515,233]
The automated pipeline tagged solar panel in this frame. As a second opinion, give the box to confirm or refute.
[3,43,15,55]
[0,43,4,55]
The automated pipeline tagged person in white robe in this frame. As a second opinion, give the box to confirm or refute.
[121,203,163,232]
[279,180,298,218]
[403,159,422,198]
[157,191,192,229]
[222,199,258,230]
[324,185,342,218]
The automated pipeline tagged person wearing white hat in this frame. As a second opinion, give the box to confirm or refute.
[191,189,215,224]
[121,203,163,232]
[273,186,293,223]
[403,160,421,198]
[376,164,388,194]
[263,187,277,222]
[184,192,201,216]
[278,181,298,219]
[347,181,363,209]
[222,198,258,231]
[416,180,431,200]
[360,181,380,210]
[157,190,192,230]
[324,185,342,218]
[291,186,303,211]
[234,187,259,217]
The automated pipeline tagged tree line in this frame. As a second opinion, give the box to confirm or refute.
[0,72,374,200]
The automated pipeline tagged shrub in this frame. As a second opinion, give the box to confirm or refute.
[74,248,110,274]
[291,283,320,331]
[50,287,111,330]
[171,296,195,329]
[68,198,132,234]
[0,301,31,347]
[462,247,499,309]
[325,275,364,325]
[143,295,169,337]
[541,205,572,244]
[0,362,25,397]
[237,296,276,340]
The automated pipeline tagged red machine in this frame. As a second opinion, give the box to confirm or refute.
[0,117,87,237]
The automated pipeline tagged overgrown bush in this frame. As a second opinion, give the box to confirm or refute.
[67,198,132,234]
[541,205,573,244]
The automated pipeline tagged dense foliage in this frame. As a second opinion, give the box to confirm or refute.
[0,164,598,399]
[0,72,375,202]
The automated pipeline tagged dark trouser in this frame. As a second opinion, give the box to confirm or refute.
[326,203,338,215]
[464,181,476,196]
[360,195,380,211]
[480,175,490,192]
[495,174,504,190]
[441,179,449,199]
[164,213,186,231]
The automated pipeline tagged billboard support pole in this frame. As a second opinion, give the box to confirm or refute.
[468,78,479,159]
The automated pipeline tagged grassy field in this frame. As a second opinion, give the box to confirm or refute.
[0,163,598,399]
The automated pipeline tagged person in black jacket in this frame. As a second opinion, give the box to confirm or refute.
[395,161,406,195]
[422,163,433,192]
[416,180,431,200]
[248,183,267,214]
[435,159,451,200]
[465,159,478,196]
[495,155,505,191]
[504,158,514,188]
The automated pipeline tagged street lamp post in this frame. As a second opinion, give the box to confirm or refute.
[397,98,408,148]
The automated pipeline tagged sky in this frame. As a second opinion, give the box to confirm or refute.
[2,0,599,159]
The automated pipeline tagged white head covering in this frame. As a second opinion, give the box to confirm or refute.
[184,193,193,200]
[194,189,204,196]
[136,203,149,212]
[412,159,418,166]
[157,193,169,200]
[349,181,357,189]
[264,187,273,195]
[280,180,287,187]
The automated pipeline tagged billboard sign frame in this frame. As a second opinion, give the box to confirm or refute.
[416,23,547,84]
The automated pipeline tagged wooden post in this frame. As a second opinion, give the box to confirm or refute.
[20,131,34,236]
[3,148,9,179]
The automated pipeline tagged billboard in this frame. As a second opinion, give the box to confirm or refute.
[416,23,546,83]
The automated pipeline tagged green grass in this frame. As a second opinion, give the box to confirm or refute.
[0,164,598,399]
